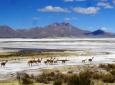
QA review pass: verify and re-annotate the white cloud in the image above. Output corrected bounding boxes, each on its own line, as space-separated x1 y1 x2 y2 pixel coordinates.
38 6 70 13
97 2 113 9
72 7 100 14
39 6 100 14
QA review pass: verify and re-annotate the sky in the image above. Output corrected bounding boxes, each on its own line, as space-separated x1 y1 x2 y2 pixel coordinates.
0 0 115 32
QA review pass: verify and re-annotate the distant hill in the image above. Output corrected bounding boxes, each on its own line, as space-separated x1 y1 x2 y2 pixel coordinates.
0 23 115 38
0 25 17 38
86 29 115 37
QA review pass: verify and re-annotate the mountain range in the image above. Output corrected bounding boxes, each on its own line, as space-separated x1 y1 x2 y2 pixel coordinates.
0 22 115 38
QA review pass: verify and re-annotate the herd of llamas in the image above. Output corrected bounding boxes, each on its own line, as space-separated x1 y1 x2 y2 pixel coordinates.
0 57 94 67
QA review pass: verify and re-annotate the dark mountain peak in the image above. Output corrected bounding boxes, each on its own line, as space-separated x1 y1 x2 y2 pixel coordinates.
86 29 115 37
91 29 105 35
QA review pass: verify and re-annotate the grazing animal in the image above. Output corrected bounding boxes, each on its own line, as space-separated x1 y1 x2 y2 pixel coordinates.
59 59 69 64
33 60 38 64
28 59 37 66
44 58 50 64
44 60 48 64
88 57 94 62
1 60 8 67
44 58 56 64
28 60 33 66
37 58 43 64
45 59 50 64
54 59 58 64
82 59 87 63
49 58 55 64
62 60 66 63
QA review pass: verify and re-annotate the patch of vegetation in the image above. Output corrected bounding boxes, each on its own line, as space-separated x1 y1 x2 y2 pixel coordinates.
93 72 115 83
35 71 65 84
102 73 114 83
14 64 115 85
33 70 94 85
98 64 115 83
67 70 93 85
99 64 115 71
16 72 34 85
53 79 62 85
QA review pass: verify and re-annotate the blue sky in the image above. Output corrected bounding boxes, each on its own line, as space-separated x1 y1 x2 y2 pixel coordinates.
0 0 115 32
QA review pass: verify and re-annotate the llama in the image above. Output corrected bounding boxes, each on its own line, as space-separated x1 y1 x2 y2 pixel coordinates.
1 60 8 67
37 58 43 64
82 59 87 63
44 60 48 64
54 59 58 64
61 59 69 63
28 60 33 66
49 58 55 64
44 58 51 64
88 57 94 62
28 59 37 66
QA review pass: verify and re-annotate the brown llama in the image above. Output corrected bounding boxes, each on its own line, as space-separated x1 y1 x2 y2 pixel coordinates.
28 59 37 66
44 59 50 64
82 59 87 63
88 57 94 62
61 59 69 63
44 58 55 64
1 60 8 67
49 58 55 64
28 60 33 66
37 58 43 64
44 60 48 64
54 59 58 64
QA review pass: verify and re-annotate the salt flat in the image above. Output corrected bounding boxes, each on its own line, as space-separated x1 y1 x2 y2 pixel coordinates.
0 38 115 52
0 38 115 80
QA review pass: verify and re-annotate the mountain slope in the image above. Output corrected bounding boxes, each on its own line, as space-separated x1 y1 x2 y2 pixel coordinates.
40 22 89 37
0 23 115 38
16 22 90 38
0 25 18 38
87 29 115 37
